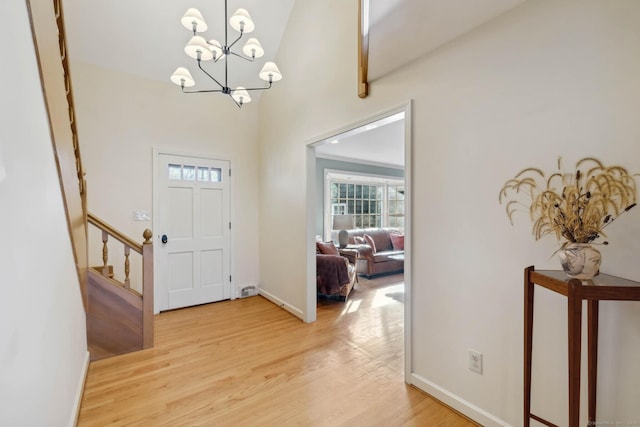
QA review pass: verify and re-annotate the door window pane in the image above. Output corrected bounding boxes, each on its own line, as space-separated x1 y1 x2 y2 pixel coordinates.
183 166 196 181
210 168 222 182
168 164 182 180
169 164 224 183
197 167 210 182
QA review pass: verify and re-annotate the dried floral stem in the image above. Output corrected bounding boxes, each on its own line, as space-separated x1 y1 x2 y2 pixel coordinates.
499 157 638 245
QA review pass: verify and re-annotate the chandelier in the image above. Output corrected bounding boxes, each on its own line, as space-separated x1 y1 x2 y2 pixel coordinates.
170 1 283 107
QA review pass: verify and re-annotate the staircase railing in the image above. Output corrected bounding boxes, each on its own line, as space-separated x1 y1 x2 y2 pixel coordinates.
28 0 90 308
87 213 154 358
29 0 155 360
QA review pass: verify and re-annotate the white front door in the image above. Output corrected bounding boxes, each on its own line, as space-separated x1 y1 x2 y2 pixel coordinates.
156 153 231 311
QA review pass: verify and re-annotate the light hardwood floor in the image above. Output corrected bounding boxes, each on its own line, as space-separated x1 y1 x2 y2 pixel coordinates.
78 274 477 426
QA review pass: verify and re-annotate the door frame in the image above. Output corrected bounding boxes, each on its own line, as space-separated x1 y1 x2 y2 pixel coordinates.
152 147 235 314
305 100 413 383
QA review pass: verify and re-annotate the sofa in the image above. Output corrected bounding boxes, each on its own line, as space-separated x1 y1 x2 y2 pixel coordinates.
333 228 404 278
316 241 359 301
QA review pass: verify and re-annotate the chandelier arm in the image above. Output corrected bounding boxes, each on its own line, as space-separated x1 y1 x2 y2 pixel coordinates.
227 93 243 108
227 51 254 62
227 32 245 50
181 88 226 94
242 82 274 92
197 60 225 90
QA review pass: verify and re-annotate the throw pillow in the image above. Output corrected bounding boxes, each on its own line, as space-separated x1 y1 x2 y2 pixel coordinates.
354 236 365 245
316 241 339 256
390 233 405 251
363 234 377 253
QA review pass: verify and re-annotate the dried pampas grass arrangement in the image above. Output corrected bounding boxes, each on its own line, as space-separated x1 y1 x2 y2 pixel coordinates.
499 157 637 245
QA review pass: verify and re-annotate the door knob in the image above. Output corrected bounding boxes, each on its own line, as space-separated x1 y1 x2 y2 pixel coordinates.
161 234 168 244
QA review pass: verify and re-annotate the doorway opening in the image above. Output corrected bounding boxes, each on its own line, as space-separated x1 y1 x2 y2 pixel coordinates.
306 101 412 383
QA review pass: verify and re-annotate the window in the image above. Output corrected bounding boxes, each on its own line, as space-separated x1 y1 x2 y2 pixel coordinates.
183 165 196 181
330 182 381 228
168 163 222 183
387 184 405 229
331 203 346 215
327 172 404 233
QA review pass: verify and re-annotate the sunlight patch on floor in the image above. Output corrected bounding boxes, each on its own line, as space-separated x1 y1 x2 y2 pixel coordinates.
372 283 404 308
343 298 361 314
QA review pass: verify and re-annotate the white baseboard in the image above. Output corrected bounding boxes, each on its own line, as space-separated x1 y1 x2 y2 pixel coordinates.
258 289 304 320
69 350 90 427
410 373 512 427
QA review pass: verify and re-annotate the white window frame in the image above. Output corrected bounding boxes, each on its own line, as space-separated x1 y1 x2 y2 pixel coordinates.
324 169 404 240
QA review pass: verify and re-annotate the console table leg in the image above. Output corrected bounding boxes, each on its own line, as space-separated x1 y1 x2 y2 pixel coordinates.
524 266 535 427
568 280 582 427
588 300 599 425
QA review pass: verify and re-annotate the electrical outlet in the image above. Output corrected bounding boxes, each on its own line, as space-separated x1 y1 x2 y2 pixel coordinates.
469 349 483 374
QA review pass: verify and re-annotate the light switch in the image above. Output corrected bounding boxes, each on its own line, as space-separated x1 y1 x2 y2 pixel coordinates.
133 210 151 221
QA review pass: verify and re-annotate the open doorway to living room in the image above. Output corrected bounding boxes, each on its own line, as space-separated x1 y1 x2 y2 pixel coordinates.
307 102 411 382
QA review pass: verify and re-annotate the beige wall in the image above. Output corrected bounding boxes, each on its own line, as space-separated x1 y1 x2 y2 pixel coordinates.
257 0 371 315
71 61 262 303
259 0 640 424
0 1 88 425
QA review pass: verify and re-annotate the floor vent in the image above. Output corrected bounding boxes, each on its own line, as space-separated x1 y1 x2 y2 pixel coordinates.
240 285 258 298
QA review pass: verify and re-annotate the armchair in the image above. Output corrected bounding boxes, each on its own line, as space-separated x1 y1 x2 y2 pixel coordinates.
316 242 358 301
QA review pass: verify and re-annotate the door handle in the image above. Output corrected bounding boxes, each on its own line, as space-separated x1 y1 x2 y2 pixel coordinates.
161 234 168 244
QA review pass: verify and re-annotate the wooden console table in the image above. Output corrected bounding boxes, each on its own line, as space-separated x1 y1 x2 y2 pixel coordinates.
524 266 640 427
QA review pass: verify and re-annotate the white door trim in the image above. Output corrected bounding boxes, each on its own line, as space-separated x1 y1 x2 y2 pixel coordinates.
305 100 413 384
152 147 235 314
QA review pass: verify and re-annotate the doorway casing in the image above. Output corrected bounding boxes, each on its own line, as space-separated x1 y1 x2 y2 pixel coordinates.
305 100 413 383
152 148 235 314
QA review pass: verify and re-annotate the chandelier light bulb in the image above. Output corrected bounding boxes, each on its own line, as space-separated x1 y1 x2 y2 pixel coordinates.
207 39 224 60
229 8 255 33
185 36 213 61
232 87 252 105
181 8 208 33
170 67 195 88
259 62 283 82
242 38 264 59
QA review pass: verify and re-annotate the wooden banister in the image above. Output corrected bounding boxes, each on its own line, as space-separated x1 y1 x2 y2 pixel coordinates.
88 213 143 253
86 212 154 358
142 236 154 349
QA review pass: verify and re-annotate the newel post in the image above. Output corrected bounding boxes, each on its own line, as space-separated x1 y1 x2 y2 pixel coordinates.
142 229 154 349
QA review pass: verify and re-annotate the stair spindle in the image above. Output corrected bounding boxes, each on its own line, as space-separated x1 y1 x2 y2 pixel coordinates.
102 230 109 277
124 245 131 289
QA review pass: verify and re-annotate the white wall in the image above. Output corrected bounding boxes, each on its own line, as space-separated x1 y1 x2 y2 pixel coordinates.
70 61 261 298
258 0 640 424
0 1 88 425
257 0 370 316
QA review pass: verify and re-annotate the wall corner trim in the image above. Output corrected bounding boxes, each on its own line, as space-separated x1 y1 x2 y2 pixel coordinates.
69 351 90 427
259 289 305 321
410 373 513 427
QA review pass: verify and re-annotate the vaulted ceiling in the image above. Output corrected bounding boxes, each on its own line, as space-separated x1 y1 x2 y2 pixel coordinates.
368 0 525 81
63 0 296 91
62 0 526 167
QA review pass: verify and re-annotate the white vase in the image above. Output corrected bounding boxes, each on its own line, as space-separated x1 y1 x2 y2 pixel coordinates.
558 243 601 280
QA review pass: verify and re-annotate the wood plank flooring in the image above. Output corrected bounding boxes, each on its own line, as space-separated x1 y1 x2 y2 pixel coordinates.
78 274 477 426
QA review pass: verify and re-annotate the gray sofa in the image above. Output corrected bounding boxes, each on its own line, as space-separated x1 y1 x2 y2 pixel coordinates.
333 228 404 278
